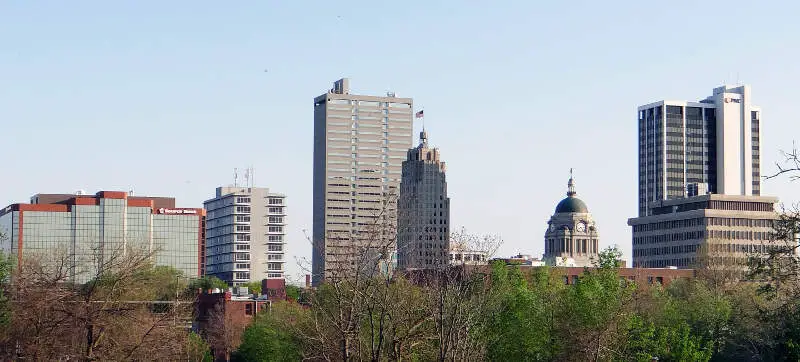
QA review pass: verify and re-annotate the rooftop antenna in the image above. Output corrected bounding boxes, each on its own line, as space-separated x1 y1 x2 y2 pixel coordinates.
250 166 255 188
234 168 239 187
244 168 250 188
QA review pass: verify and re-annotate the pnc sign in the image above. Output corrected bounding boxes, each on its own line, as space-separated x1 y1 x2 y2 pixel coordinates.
157 208 198 215
723 97 741 104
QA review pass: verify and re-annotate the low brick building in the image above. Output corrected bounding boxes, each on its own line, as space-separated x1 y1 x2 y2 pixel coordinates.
194 290 270 361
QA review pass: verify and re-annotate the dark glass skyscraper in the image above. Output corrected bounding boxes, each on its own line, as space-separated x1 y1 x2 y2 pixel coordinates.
637 85 760 216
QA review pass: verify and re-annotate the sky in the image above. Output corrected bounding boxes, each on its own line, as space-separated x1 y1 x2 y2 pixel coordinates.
2 1 800 284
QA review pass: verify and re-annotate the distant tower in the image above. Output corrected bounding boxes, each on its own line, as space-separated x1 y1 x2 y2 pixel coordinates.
397 128 450 269
312 79 414 285
637 84 761 216
543 170 600 267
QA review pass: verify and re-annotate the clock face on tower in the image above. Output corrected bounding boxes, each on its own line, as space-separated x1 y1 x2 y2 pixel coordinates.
576 222 586 232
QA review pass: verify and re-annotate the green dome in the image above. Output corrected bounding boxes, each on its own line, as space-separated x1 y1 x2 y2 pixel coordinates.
555 196 589 214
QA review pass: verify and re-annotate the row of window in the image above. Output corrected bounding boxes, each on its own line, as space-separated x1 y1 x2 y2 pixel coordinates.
634 244 699 257
633 231 704 245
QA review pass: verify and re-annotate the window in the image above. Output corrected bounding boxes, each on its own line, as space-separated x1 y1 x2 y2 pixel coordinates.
268 244 283 252
268 198 284 205
236 206 251 213
268 235 283 242
235 215 250 222
268 207 284 213
236 197 251 204
269 216 284 223
236 225 250 232
267 263 282 271
235 234 250 242
268 226 283 233
235 263 250 269
245 304 253 315
235 244 250 251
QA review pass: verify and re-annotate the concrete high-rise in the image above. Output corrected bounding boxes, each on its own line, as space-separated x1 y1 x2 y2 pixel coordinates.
312 78 414 285
397 129 450 269
631 84 779 269
205 187 287 286
637 85 761 217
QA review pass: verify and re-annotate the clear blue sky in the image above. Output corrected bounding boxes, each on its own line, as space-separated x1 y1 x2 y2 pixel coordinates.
2 1 799 282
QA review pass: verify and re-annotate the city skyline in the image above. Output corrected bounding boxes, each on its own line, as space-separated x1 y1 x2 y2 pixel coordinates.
2 2 800 283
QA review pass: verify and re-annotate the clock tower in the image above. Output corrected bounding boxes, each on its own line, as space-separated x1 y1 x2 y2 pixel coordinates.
543 170 600 267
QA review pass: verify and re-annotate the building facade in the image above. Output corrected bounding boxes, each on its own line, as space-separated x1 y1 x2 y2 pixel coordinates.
637 85 761 217
0 191 205 282
543 172 600 267
312 78 414 285
204 187 286 286
630 194 778 268
397 130 450 269
631 84 777 269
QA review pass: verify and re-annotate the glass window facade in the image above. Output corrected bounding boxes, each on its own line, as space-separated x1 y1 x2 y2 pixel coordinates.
638 104 717 216
1 198 202 283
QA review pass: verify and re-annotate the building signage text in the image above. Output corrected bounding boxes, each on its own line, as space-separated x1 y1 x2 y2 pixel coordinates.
158 208 198 215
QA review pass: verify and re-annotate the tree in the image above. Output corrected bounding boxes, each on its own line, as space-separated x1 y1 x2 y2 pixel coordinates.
241 281 262 296
561 256 635 360
285 284 301 302
0 251 12 330
485 263 564 361
1 246 197 360
187 332 213 362
593 245 623 269
232 302 305 362
189 276 229 291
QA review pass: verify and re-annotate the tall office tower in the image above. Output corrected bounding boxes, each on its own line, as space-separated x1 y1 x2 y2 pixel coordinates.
312 78 414 285
397 129 450 270
205 187 287 286
637 85 761 217
0 191 205 283
631 84 777 269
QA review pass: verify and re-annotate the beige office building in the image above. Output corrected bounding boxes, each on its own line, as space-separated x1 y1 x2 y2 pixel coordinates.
629 194 779 268
312 78 413 285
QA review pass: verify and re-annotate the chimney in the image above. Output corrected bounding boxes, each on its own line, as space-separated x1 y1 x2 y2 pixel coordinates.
305 274 311 288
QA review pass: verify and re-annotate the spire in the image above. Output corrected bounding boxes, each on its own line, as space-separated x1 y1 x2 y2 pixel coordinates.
419 128 428 147
567 168 576 197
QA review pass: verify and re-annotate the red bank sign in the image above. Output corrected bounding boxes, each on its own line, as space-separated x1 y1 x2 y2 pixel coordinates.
157 208 198 215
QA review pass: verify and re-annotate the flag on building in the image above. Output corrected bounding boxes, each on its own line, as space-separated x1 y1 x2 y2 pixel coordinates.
415 110 424 118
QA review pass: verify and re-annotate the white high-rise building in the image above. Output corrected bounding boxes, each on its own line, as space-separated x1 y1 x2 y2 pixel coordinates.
205 186 287 285
636 85 761 217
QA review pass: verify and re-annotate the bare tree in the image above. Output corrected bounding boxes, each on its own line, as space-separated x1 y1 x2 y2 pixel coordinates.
204 303 246 361
1 245 197 361
766 142 800 181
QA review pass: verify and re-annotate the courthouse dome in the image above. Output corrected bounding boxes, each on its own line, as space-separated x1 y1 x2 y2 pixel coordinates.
555 196 589 214
554 169 589 214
